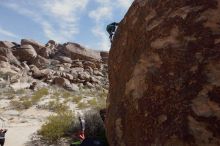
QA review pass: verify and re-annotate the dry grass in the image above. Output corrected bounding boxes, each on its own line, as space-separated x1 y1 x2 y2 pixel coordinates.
46 100 69 113
77 102 88 109
10 88 49 110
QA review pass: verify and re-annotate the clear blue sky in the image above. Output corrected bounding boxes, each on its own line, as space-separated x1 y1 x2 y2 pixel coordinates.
0 0 133 51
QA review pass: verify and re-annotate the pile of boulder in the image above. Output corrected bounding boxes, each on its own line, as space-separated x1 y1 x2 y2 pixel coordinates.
0 39 109 91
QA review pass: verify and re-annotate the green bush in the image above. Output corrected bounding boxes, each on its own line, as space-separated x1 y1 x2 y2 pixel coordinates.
38 111 75 143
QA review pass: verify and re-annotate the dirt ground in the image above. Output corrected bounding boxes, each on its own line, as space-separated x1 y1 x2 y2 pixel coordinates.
5 125 41 146
1 107 53 146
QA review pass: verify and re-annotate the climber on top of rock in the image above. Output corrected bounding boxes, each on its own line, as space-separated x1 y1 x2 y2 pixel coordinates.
106 22 119 43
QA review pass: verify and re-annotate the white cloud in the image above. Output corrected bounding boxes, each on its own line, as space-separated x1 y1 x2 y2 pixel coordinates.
117 0 133 9
89 7 112 22
0 26 18 38
88 0 113 50
95 0 110 5
88 0 133 50
42 0 89 41
89 3 111 50
1 0 89 42
92 26 110 51
43 0 88 22
0 0 133 50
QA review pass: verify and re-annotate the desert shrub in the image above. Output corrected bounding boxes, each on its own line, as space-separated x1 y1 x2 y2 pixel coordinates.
87 98 98 107
10 88 49 110
38 109 107 144
82 89 108 110
69 110 105 138
47 100 69 113
83 110 105 137
77 102 88 109
22 99 32 109
38 111 75 143
10 99 32 110
15 89 26 95
52 91 61 99
62 91 72 98
70 95 82 103
31 88 49 103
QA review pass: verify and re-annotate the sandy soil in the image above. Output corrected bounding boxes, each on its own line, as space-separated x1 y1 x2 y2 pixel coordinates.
5 125 41 146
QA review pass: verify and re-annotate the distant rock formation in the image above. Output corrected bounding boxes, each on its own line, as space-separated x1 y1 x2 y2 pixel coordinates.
107 0 220 146
0 39 109 90
59 42 101 62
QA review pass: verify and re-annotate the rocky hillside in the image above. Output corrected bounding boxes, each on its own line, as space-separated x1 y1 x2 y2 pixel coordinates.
107 0 220 146
0 39 109 91
0 39 109 146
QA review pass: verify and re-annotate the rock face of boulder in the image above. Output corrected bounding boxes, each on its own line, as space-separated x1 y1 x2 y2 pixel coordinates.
100 51 109 64
0 55 8 62
15 45 37 62
53 77 70 87
61 42 101 61
0 41 15 48
30 55 50 68
0 47 20 66
107 1 220 146
38 47 52 58
56 56 72 63
21 39 45 53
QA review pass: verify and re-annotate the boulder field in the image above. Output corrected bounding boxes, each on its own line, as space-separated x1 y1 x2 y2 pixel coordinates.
0 39 109 91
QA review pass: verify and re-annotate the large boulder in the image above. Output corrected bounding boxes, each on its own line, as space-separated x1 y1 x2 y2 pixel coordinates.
0 47 20 66
14 45 37 62
46 40 56 47
0 41 15 48
21 39 55 58
53 77 70 87
0 61 18 76
10 82 31 91
45 40 58 57
0 55 8 62
30 65 46 79
21 39 45 53
56 56 72 63
30 55 50 68
38 47 52 58
100 51 109 64
78 72 90 81
107 1 220 146
60 42 101 61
